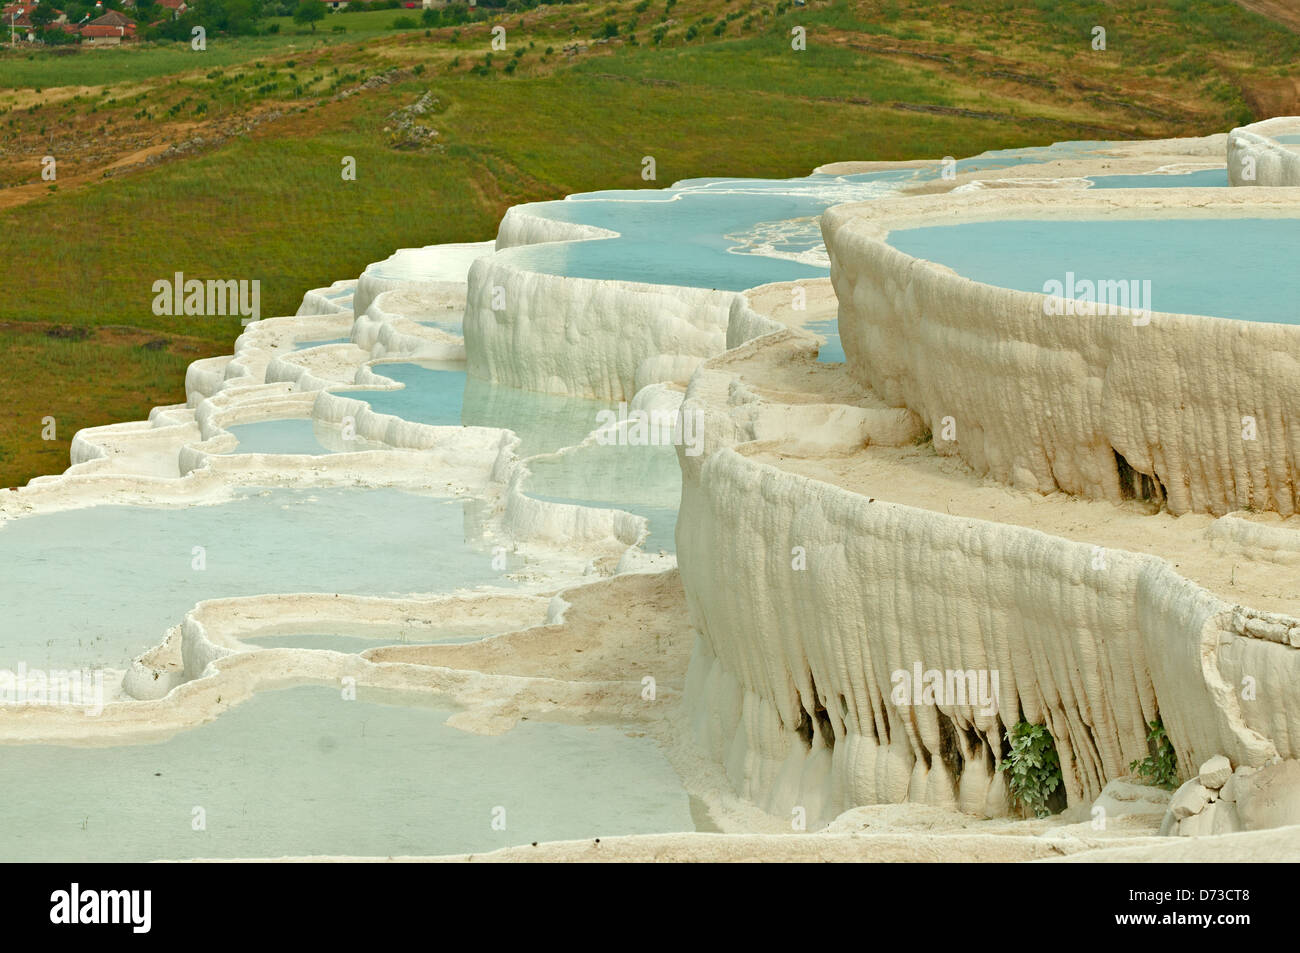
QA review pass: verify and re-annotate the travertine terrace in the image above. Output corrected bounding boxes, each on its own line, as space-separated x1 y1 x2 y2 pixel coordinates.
5 125 1300 861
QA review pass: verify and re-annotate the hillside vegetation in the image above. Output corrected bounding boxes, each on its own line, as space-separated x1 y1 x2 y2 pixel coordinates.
1 0 1297 484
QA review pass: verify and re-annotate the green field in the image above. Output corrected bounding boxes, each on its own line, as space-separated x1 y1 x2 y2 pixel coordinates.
0 35 347 87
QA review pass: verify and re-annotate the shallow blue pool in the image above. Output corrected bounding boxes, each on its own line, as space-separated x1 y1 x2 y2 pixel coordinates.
496 140 1114 291
418 318 463 335
0 488 511 671
888 217 1300 324
806 319 845 363
224 419 336 455
1087 169 1228 188
0 685 694 860
1274 134 1300 144
342 363 614 459
344 363 467 427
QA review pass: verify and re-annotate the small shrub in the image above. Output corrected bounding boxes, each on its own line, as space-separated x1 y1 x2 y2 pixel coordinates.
1130 718 1179 788
998 721 1062 818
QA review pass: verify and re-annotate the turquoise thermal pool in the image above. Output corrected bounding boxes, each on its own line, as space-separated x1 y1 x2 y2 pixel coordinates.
223 419 338 455
0 685 695 861
418 317 464 334
342 362 615 459
1086 169 1228 188
497 141 1113 289
886 217 1300 324
0 489 510 671
524 439 684 552
344 362 467 428
807 319 845 363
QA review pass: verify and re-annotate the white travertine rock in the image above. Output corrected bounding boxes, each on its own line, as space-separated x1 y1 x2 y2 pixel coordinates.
464 255 733 400
495 203 619 250
1235 760 1300 830
352 241 493 317
464 198 740 399
1158 809 1176 837
1169 779 1214 820
1218 765 1257 803
1227 118 1300 187
675 322 1295 825
1198 754 1233 790
1178 800 1242 837
296 278 356 315
1092 780 1172 819
822 187 1300 516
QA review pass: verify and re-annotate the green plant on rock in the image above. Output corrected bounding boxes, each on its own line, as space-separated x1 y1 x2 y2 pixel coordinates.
1129 718 1178 789
998 721 1062 818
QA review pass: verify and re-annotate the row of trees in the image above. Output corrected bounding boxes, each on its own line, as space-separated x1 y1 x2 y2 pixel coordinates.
149 0 267 38
287 0 492 33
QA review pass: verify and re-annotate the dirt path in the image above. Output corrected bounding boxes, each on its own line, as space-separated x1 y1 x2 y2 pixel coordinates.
1235 0 1300 33
0 142 177 212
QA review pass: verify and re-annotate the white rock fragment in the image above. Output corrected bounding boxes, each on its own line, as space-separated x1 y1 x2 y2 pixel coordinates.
1178 800 1242 837
1236 760 1300 831
1198 755 1232 790
1169 779 1214 820
1092 779 1172 819
1158 808 1177 837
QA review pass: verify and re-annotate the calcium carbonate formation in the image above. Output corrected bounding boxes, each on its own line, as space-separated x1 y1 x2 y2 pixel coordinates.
5 119 1300 858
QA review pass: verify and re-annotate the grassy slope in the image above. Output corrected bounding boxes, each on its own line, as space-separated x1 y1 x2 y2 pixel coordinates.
1 0 1297 484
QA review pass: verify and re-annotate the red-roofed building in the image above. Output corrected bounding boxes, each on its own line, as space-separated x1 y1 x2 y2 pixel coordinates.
80 8 134 43
5 2 68 42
